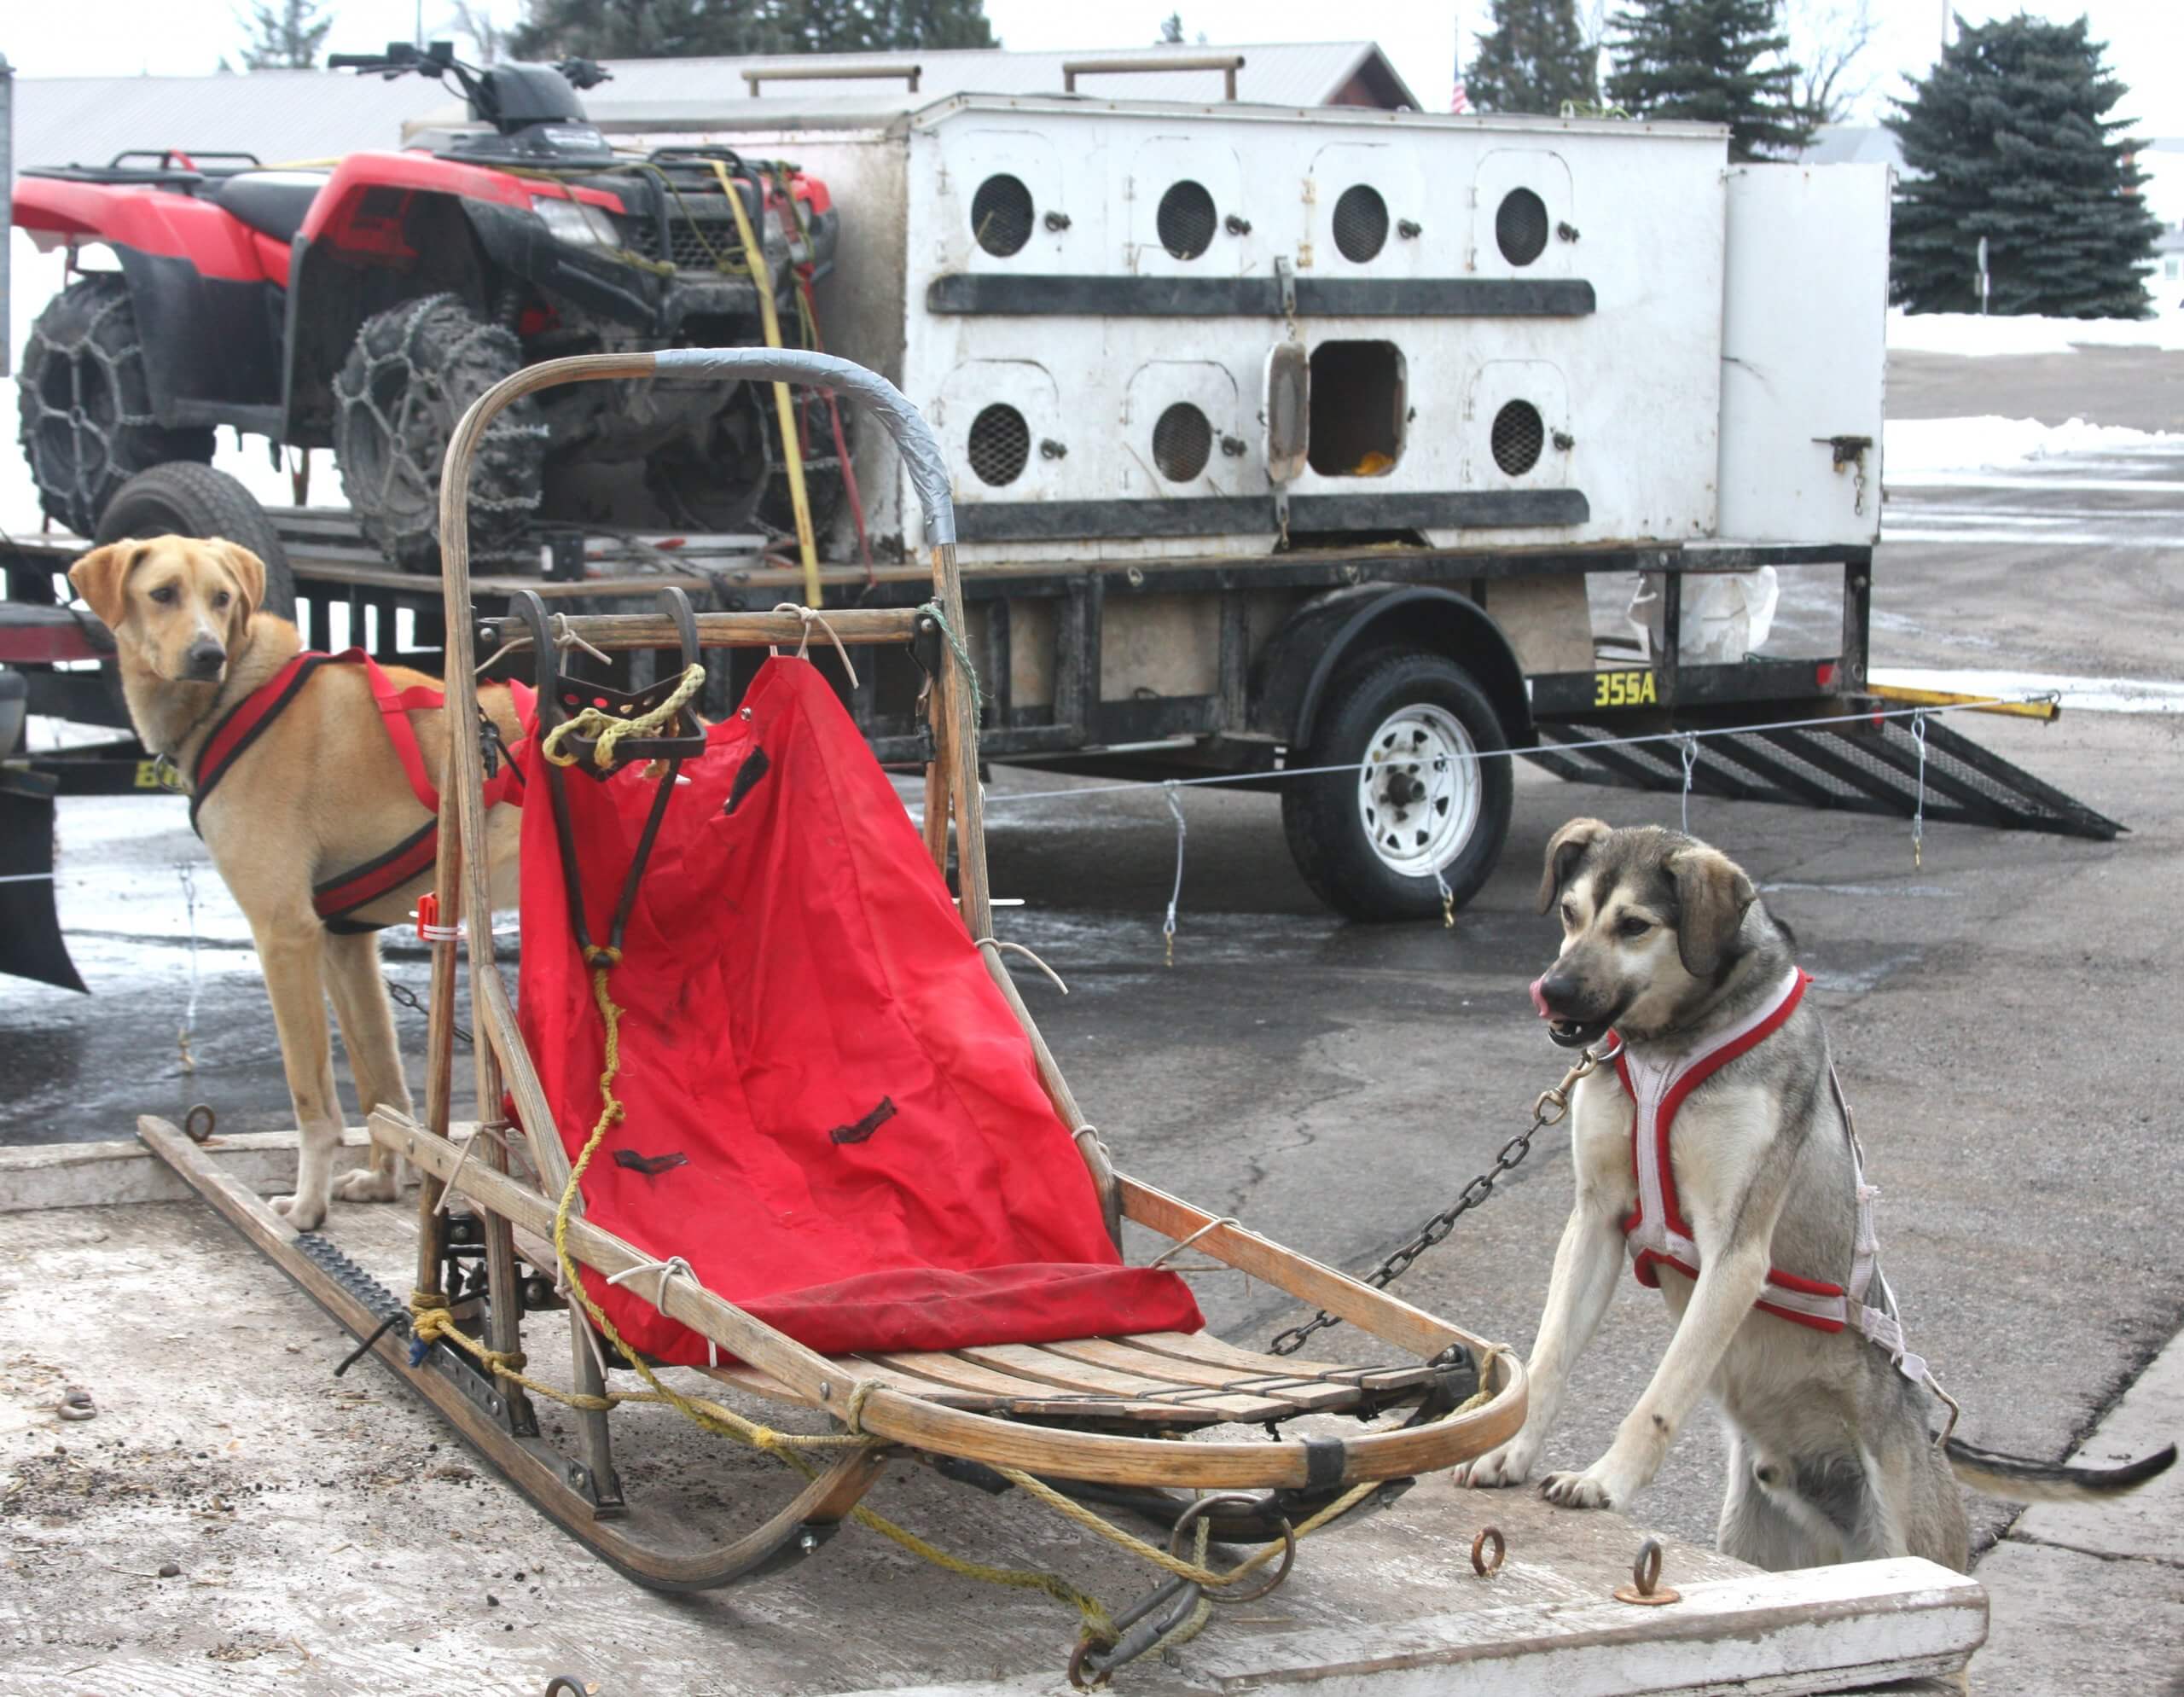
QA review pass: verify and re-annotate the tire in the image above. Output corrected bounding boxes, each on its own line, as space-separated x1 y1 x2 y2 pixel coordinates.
16 275 216 537
1281 651 1513 923
96 463 297 619
643 381 770 532
332 293 543 572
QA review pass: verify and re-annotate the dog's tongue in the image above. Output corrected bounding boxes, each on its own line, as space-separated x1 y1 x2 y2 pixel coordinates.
1529 975 1552 1019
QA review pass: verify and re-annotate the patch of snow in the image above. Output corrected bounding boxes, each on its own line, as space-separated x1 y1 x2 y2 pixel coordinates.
1887 308 2184 357
1868 667 2184 715
1882 415 2184 476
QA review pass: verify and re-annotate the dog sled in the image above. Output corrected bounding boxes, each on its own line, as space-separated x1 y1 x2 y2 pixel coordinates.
140 349 1528 1681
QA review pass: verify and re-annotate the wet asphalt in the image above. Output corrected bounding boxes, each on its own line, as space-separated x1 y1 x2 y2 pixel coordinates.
3 351 2180 1560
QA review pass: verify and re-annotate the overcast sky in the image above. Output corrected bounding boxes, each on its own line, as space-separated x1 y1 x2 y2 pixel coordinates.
7 2 2180 134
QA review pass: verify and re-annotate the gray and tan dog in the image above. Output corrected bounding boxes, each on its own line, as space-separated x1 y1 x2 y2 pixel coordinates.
1456 817 2173 1572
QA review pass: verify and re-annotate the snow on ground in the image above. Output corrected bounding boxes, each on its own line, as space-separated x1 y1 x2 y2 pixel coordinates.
1882 414 2184 476
1867 668 2184 715
1887 306 2184 357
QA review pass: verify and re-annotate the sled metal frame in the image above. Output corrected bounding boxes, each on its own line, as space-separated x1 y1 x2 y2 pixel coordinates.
147 348 1525 1597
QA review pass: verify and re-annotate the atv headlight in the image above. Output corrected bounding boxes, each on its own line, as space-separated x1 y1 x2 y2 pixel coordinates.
531 196 621 248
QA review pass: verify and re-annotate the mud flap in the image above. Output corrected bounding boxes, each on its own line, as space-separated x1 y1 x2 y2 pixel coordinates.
1525 704 2123 841
0 765 89 992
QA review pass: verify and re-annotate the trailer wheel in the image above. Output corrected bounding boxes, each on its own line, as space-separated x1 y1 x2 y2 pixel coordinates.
332 294 543 572
1281 651 1513 922
95 464 297 619
16 275 216 538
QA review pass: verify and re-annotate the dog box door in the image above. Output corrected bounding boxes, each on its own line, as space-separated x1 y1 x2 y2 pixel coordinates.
1123 361 1244 494
1466 360 1572 492
938 129 1076 270
936 359 1064 518
1471 149 1575 278
1130 137 1246 275
1716 164 1890 544
1307 142 1425 276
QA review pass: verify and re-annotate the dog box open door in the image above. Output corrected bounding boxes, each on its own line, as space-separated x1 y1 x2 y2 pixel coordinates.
1716 163 1890 546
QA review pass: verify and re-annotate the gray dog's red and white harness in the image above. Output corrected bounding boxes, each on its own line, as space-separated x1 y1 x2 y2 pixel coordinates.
1610 967 1924 1374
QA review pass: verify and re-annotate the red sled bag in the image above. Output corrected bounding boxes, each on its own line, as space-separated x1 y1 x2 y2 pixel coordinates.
517 657 1202 1366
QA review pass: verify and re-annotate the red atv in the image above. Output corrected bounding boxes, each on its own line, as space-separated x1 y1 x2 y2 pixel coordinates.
13 41 839 570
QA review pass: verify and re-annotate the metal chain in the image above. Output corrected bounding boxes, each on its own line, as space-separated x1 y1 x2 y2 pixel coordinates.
385 975 471 1047
1268 1044 1611 1357
23 282 161 525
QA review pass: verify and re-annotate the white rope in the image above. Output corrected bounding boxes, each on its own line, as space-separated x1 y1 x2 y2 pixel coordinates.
1147 1216 1239 1270
1911 712 1929 869
769 602 860 689
605 1253 715 1368
177 863 201 1076
1676 732 1699 834
550 612 615 670
430 1124 510 1215
1161 781 1187 968
975 937 1069 995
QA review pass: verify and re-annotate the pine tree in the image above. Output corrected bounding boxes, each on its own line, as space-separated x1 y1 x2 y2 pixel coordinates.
1606 0 1813 161
1886 15 2160 319
236 0 334 70
1467 0 1599 116
509 0 995 61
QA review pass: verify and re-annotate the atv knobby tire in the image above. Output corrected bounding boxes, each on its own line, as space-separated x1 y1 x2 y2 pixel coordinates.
333 293 543 573
17 275 216 538
96 463 297 619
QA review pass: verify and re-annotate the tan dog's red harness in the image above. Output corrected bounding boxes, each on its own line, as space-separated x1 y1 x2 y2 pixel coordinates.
1612 967 1926 1376
189 648 533 932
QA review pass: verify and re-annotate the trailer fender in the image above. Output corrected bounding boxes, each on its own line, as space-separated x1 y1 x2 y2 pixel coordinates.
1254 585 1533 750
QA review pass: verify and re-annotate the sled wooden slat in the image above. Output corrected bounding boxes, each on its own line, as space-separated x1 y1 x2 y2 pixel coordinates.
949 1342 1295 1421
1039 1337 1363 1410
699 1356 996 1411
859 1351 1231 1423
1119 1329 1431 1393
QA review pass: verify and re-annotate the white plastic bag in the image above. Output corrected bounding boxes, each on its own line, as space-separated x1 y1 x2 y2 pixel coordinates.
1627 567 1779 665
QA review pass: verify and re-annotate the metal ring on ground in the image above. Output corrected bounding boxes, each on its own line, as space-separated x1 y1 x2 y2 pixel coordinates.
183 1103 217 1143
1066 1636 1102 1690
542 1678 595 1697
1470 1525 1504 1577
1612 1535 1681 1605
1172 1492 1296 1605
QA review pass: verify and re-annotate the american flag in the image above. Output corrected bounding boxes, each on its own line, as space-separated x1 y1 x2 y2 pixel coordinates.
1450 15 1472 113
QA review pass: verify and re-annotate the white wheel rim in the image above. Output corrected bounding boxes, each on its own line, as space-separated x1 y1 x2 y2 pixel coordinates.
1355 703 1482 879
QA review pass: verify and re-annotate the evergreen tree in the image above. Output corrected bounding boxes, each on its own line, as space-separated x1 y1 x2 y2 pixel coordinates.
1886 14 2159 318
236 0 333 70
1467 0 1598 116
509 0 994 61
1606 0 1812 161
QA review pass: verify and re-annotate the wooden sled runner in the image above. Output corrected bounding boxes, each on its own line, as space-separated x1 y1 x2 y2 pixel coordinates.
142 349 1525 1680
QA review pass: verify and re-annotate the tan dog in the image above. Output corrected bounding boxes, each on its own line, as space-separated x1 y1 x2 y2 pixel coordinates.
71 535 525 1229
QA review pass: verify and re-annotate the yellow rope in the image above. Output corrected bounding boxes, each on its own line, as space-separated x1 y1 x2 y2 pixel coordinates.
541 662 706 772
706 158 822 609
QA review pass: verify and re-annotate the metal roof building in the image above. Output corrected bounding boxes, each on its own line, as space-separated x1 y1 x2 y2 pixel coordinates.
7 42 1418 175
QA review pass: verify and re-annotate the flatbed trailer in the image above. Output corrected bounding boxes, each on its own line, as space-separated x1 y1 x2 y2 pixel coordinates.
1 497 2117 827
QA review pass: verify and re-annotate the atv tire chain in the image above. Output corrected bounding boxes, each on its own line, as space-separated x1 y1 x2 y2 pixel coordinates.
332 293 547 572
17 276 215 536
